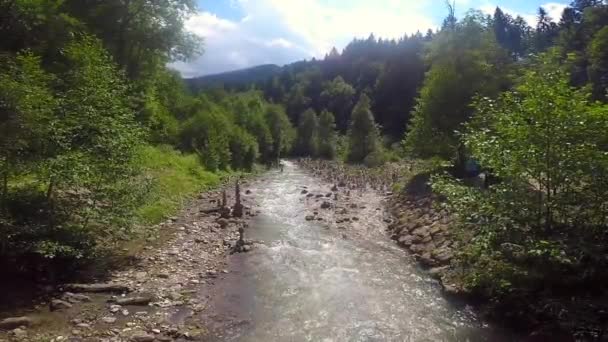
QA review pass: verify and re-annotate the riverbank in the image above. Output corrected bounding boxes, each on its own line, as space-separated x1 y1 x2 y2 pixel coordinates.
0 174 261 342
297 158 608 341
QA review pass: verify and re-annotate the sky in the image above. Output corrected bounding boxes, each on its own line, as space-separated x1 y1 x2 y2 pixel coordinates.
170 0 570 77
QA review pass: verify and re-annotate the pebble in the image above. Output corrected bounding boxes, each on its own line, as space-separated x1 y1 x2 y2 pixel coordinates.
101 317 117 324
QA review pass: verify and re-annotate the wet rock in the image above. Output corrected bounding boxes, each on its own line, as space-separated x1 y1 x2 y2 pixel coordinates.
66 283 129 293
352 217 359 221
0 317 35 329
305 215 315 221
245 189 252 194
331 185 338 191
301 189 308 194
50 299 73 311
320 201 331 209
115 296 153 306
306 193 314 198
325 193 332 197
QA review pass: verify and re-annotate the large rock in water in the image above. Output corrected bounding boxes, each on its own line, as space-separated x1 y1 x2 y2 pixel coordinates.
320 201 331 209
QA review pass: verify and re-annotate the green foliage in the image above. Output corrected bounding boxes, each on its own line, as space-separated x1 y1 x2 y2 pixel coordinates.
432 61 608 297
295 108 319 157
0 36 145 262
347 94 382 164
180 101 232 171
135 145 222 225
265 104 295 161
404 13 513 159
317 110 338 159
320 76 355 132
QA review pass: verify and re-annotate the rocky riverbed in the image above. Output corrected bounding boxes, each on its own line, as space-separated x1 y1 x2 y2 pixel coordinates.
0 178 263 342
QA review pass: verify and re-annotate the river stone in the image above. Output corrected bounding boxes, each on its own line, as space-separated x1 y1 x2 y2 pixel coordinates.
305 215 315 221
9 327 27 339
397 235 415 247
50 299 73 311
412 227 430 238
0 317 35 329
301 189 308 194
320 201 331 209
101 317 117 324
62 292 91 303
115 296 153 306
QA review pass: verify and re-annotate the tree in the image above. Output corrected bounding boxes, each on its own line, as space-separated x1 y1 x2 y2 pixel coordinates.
295 109 319 157
432 61 608 297
405 13 513 159
535 7 559 51
320 76 355 132
64 0 202 79
347 94 382 164
317 110 337 159
265 104 295 162
0 52 55 213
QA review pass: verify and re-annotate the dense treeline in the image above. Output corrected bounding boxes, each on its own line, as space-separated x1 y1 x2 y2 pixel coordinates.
0 0 294 271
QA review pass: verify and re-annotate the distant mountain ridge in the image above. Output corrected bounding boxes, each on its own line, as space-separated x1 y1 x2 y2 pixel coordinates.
186 64 282 91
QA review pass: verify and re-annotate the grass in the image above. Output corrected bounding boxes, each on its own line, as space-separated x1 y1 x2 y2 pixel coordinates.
135 145 230 225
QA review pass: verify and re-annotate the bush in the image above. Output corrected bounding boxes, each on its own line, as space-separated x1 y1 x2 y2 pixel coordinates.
432 60 608 297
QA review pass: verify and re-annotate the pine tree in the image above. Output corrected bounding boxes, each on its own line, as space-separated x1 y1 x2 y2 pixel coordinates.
295 109 319 157
347 94 381 163
318 110 337 159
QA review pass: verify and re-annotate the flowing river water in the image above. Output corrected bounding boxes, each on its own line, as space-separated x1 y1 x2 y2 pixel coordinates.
188 161 510 341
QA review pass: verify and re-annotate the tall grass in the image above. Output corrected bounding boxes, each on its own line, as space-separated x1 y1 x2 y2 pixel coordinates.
135 145 227 224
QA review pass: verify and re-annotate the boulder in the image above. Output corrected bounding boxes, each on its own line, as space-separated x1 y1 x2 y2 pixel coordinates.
305 215 315 221
0 317 35 330
301 189 308 195
320 201 331 209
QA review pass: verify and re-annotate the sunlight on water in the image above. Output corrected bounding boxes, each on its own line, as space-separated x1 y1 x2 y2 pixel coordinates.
202 161 507 342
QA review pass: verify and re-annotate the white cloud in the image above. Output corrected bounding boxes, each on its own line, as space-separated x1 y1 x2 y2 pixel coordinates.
172 0 437 77
480 2 568 26
542 2 569 21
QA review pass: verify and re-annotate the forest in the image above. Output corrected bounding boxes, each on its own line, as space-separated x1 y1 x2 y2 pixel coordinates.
1 0 608 337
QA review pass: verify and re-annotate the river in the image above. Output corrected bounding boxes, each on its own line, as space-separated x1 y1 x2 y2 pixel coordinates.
189 161 508 341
